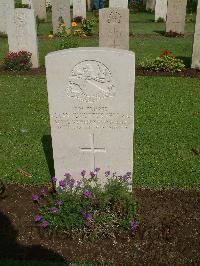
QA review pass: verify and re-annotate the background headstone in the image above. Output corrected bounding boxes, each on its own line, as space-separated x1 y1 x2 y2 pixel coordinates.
0 0 15 34
166 0 187 35
46 0 51 7
86 0 92 11
146 0 156 11
8 8 39 68
45 48 135 187
99 8 129 50
32 0 47 20
109 0 128 9
73 0 86 19
192 0 200 69
51 0 71 34
155 0 167 22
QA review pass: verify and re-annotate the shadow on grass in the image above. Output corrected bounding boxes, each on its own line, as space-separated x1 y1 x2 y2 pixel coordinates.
153 30 166 36
41 135 55 177
0 211 66 264
179 56 192 68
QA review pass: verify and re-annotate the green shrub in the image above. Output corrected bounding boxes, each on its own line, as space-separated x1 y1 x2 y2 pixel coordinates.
59 36 79 49
81 18 96 36
15 3 30 8
140 50 185 72
32 170 139 240
4 51 32 71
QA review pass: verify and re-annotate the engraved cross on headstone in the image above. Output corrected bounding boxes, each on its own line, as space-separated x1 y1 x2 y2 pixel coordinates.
80 133 106 170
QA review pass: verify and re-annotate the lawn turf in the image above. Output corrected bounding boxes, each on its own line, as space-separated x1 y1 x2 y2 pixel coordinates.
0 75 199 188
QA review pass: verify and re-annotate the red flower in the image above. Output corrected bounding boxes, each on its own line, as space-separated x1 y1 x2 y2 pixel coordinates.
162 50 170 55
171 55 176 59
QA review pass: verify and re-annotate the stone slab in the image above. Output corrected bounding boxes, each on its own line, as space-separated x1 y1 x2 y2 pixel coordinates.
192 0 200 69
166 0 187 35
146 0 156 11
45 48 135 187
99 8 129 50
73 0 86 19
51 0 71 34
32 0 47 20
0 0 15 34
155 0 167 22
109 0 128 8
8 8 39 68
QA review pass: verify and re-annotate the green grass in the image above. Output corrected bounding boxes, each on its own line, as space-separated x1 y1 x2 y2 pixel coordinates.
0 11 196 67
0 76 199 188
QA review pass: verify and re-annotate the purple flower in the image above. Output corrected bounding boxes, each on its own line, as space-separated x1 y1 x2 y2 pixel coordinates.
130 219 138 230
56 200 63 208
90 171 96 178
34 215 42 223
67 178 75 189
105 171 110 177
52 176 57 183
76 180 82 188
42 221 49 228
95 167 100 173
85 220 92 226
59 179 66 188
81 170 86 177
64 172 71 179
39 186 45 194
51 207 58 215
126 172 132 177
32 194 39 202
85 213 93 220
122 174 129 181
83 190 93 199
80 209 87 215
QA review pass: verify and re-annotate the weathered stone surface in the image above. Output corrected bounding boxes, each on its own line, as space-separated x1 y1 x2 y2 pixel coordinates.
51 0 71 34
32 0 47 20
45 48 135 187
8 8 39 68
0 0 14 34
155 0 167 22
109 0 128 8
73 0 86 19
99 8 129 50
146 0 156 11
192 0 200 69
166 0 187 35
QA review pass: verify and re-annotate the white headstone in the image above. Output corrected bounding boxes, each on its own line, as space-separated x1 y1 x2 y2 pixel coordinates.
73 0 86 19
155 0 167 22
32 0 47 20
0 0 15 34
8 8 39 68
45 48 135 187
99 8 129 50
109 0 128 9
146 0 156 11
46 0 51 7
51 0 71 34
166 0 187 35
192 0 200 69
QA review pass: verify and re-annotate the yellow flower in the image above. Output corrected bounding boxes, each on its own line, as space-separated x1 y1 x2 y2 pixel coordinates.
71 21 77 27
74 29 81 32
48 34 54 39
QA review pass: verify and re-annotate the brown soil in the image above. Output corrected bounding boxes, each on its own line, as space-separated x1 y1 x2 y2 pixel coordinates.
0 183 200 265
0 67 200 78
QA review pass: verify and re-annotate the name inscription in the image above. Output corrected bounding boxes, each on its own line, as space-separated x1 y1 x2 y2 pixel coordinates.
52 106 132 130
